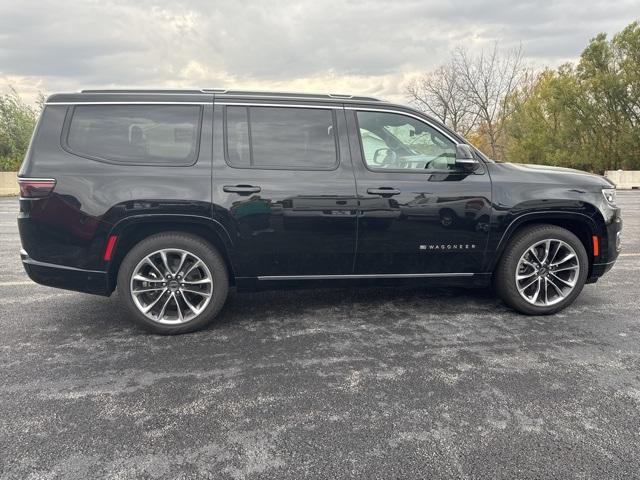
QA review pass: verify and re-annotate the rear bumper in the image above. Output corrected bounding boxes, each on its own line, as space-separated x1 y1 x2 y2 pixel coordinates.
21 250 111 296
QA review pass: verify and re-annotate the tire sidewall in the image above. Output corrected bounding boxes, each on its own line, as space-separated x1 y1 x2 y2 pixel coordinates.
116 233 229 334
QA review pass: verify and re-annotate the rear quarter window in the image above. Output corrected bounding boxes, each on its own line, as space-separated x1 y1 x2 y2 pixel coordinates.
64 105 202 165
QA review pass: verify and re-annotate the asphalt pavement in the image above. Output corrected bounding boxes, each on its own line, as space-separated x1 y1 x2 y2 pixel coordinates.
1 193 639 479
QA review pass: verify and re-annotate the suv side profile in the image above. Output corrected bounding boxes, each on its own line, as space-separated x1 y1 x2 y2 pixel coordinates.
18 89 622 334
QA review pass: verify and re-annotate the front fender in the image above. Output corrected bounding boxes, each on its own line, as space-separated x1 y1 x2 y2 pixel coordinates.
486 207 604 273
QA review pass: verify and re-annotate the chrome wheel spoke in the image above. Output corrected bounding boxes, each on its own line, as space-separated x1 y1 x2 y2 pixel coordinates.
160 251 172 275
172 292 184 322
553 265 579 273
529 246 543 265
531 278 542 304
183 260 203 279
133 274 164 283
181 287 211 298
141 289 168 313
546 276 564 297
520 276 539 291
543 278 549 305
182 277 212 285
144 258 164 278
130 248 213 325
548 241 562 264
551 253 576 267
180 290 201 315
540 240 551 263
516 270 537 281
175 252 188 276
157 293 173 319
549 272 576 287
133 286 166 294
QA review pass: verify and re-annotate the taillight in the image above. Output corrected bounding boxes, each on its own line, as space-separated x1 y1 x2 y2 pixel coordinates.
18 178 56 198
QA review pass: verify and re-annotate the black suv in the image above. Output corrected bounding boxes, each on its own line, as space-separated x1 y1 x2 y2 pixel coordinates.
17 89 622 334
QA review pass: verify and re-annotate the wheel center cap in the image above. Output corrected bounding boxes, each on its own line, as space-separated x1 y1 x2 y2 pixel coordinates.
539 267 548 276
168 280 180 291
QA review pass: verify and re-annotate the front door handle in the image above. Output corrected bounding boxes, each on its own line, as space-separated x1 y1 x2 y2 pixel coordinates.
223 185 262 194
367 187 401 197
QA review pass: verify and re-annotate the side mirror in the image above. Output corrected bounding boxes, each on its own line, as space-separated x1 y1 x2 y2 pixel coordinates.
372 148 396 165
454 144 479 170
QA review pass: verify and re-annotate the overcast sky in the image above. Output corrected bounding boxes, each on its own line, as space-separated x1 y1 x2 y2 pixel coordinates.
0 0 638 104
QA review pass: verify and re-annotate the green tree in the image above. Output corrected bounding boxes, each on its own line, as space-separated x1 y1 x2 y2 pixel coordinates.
0 87 40 172
507 21 640 173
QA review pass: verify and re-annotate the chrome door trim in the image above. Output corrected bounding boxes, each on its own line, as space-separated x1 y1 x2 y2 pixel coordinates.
257 273 474 280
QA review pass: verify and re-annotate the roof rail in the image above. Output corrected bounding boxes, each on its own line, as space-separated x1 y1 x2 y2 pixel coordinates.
200 88 228 93
80 89 206 94
78 88 384 102
213 90 383 102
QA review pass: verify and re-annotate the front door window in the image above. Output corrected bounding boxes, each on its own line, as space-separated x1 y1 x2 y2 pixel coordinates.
356 111 457 172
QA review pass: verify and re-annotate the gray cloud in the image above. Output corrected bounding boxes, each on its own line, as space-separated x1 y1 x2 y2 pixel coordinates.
0 0 637 102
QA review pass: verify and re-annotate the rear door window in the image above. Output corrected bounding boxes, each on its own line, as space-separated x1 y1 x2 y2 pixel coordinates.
224 106 338 170
65 105 202 165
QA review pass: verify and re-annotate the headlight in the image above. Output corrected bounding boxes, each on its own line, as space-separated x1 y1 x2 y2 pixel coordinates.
602 188 617 207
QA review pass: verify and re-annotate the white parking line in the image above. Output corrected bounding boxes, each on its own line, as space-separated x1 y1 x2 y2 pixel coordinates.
619 253 640 257
0 281 34 287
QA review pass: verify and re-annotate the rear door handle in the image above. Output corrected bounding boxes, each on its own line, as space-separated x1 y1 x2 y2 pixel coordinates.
367 187 401 197
223 185 261 194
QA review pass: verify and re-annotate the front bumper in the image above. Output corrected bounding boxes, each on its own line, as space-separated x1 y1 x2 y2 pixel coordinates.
21 250 111 296
587 209 622 282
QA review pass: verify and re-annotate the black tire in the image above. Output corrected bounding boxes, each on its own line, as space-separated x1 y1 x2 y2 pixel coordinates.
116 232 229 334
494 224 589 315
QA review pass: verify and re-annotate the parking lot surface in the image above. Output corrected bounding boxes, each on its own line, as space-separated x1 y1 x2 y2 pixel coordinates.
1 193 639 479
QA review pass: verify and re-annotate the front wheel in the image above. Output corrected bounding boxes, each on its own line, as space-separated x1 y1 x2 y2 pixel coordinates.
117 232 229 334
495 225 589 315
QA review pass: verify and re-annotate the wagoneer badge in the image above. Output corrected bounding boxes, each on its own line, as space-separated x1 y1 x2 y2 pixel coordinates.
419 244 477 250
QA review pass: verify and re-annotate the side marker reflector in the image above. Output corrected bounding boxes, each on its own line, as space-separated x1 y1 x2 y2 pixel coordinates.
104 235 118 261
592 235 599 257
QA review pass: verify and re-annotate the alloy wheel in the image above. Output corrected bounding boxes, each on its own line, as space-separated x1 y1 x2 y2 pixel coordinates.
515 239 580 307
129 248 213 324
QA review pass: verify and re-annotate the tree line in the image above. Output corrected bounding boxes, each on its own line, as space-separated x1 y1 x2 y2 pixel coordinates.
0 88 43 171
406 20 640 173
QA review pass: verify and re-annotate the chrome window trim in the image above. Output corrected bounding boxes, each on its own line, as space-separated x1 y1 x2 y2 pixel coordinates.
257 273 474 280
46 101 212 106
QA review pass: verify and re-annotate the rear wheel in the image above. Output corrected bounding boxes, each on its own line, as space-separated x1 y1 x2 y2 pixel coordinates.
495 224 589 315
117 232 229 334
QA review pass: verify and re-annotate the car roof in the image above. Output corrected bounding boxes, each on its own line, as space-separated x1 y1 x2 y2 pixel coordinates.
46 88 388 106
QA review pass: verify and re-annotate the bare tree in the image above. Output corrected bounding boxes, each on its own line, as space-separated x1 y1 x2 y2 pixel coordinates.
406 44 530 159
405 61 477 136
453 44 529 159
